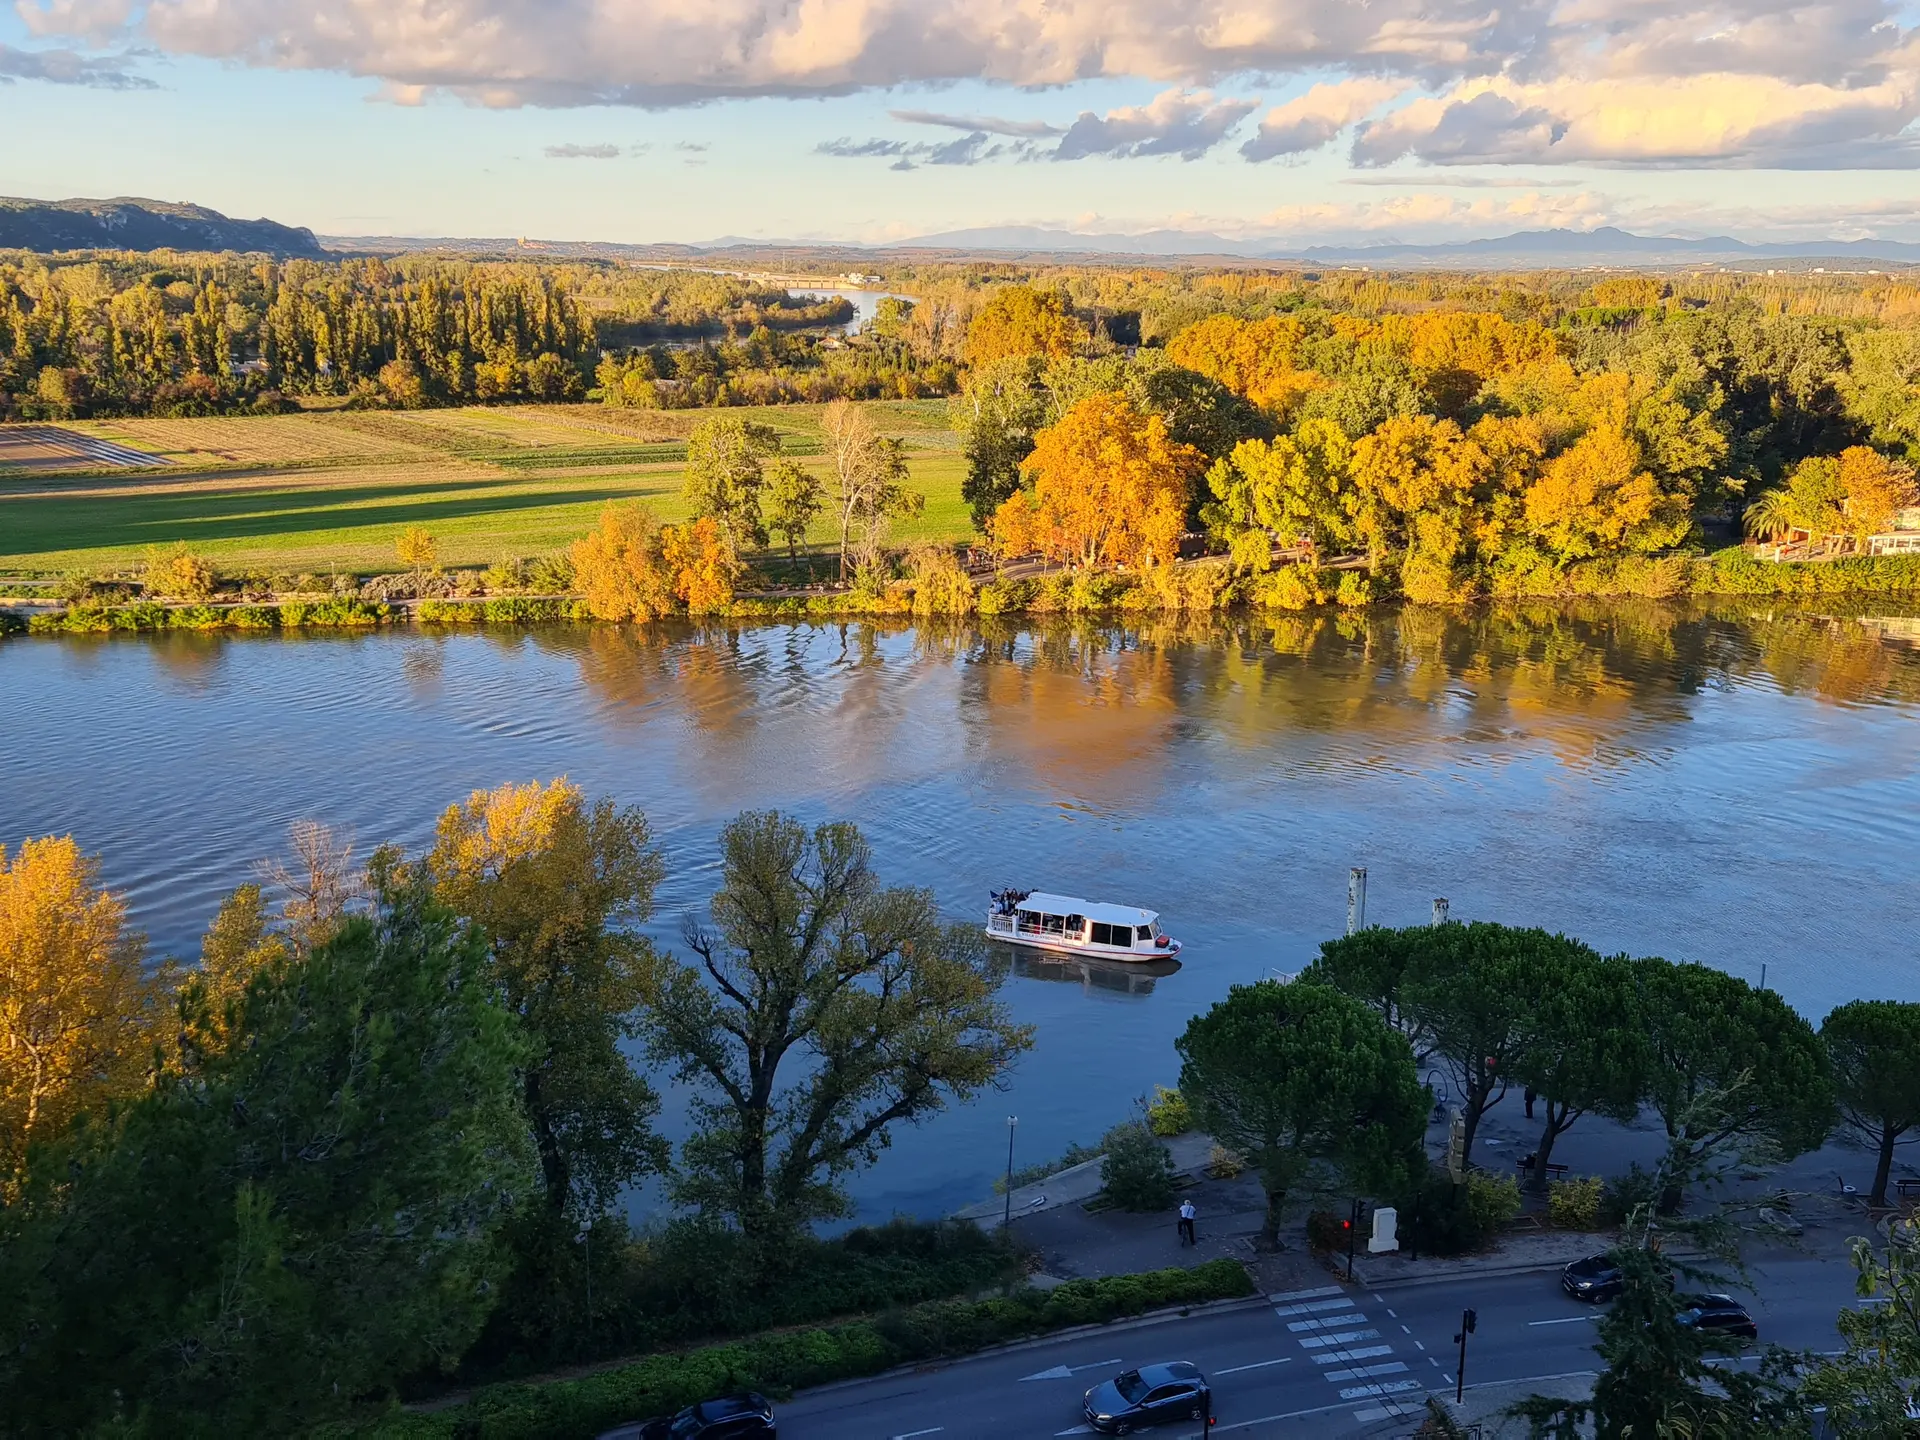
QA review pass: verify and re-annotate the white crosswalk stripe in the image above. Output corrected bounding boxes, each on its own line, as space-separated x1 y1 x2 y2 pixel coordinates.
1272 1297 1356 1317
1298 1328 1379 1348
1313 1345 1393 1366
1325 1360 1410 1383
1287 1312 1365 1332
1268 1284 1346 1303
1343 1380 1424 1402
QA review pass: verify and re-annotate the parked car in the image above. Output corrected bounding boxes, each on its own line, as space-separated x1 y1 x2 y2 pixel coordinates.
1083 1360 1212 1434
1677 1294 1758 1342
601 1392 776 1440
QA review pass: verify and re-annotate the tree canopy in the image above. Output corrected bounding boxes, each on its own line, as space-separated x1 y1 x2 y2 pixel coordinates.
1821 999 1920 1207
1175 980 1426 1245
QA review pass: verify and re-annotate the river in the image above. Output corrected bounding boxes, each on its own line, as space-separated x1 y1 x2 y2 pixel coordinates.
4 603 1919 1222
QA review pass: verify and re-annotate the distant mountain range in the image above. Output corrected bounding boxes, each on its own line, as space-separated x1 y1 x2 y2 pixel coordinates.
7 197 1920 271
0 197 325 257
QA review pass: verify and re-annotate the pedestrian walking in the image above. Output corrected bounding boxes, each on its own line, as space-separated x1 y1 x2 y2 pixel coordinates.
1178 1198 1197 1246
1524 1086 1537 1120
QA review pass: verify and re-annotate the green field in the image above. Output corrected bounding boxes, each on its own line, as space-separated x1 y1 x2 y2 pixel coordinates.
0 401 970 575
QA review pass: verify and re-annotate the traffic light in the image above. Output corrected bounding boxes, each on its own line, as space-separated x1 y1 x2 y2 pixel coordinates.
1464 1308 1478 1334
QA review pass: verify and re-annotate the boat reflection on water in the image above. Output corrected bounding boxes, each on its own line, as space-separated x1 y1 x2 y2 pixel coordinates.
995 943 1183 998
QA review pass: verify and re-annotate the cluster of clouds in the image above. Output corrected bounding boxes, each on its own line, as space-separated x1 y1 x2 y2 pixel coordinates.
543 141 708 159
12 0 1920 169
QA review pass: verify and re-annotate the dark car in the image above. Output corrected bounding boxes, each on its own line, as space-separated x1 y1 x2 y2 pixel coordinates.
606 1392 776 1440
1082 1360 1212 1435
1561 1253 1626 1301
1678 1294 1758 1342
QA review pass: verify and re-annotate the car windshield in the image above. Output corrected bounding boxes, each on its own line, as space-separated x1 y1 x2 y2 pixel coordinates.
669 1412 705 1439
1113 1370 1151 1404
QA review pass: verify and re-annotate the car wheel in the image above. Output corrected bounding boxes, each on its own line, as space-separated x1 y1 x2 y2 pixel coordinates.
1191 1404 1204 1420
1115 1425 1131 1436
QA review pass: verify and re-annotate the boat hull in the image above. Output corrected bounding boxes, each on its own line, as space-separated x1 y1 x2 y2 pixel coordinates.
983 925 1181 962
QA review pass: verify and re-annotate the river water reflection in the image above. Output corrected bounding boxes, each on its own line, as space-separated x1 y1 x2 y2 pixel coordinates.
4 602 1919 1220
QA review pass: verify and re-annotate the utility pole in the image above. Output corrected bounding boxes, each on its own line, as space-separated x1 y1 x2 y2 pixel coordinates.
1453 1307 1477 1403
1347 867 1368 935
1431 897 1449 926
1346 1198 1366 1281
1003 1115 1018 1229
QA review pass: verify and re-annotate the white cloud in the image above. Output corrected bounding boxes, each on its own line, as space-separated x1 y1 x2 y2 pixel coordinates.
0 39 152 86
544 142 622 159
1352 72 1920 167
14 0 1542 106
890 108 1063 137
1053 87 1257 160
1242 78 1410 159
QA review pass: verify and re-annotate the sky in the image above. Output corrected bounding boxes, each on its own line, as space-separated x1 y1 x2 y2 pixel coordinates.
3 0 1920 248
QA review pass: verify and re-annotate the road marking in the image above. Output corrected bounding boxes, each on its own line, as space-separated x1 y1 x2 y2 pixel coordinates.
1214 1357 1294 1375
1021 1358 1121 1381
1270 1284 1345 1303
1287 1312 1365 1331
1401 1324 1412 1334
1054 1428 1094 1436
1325 1360 1410 1382
1340 1379 1424 1401
1298 1329 1380 1349
1274 1297 1355 1317
1530 1314 1599 1326
1413 1340 1426 1351
892 1431 944 1439
1385 1308 1398 1319
1313 1345 1393 1365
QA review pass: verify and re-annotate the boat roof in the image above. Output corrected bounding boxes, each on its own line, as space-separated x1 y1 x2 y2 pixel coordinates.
1016 891 1160 926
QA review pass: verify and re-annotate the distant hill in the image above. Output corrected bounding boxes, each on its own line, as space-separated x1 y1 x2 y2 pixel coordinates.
883 225 1264 258
0 197 326 257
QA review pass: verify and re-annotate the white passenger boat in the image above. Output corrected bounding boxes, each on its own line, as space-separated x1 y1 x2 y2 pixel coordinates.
986 889 1182 960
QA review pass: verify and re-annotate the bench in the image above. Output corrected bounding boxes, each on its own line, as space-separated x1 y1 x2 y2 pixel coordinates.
1517 1155 1570 1180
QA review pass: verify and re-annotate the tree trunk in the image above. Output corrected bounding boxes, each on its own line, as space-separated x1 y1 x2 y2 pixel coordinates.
1871 1127 1897 1208
1262 1184 1287 1248
1529 1103 1568 1193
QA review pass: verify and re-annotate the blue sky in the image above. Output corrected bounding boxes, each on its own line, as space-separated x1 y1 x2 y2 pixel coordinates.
4 0 1920 246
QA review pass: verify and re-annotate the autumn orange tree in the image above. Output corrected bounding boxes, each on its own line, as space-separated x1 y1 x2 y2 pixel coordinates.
662 514 744 614
0 836 166 1183
1836 445 1920 538
1166 314 1323 421
965 285 1080 367
994 391 1201 569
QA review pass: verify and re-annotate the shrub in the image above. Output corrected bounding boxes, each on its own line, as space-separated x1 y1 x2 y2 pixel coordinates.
1101 1123 1178 1211
0 609 23 638
1333 571 1373 608
905 543 976 616
167 604 227 630
1547 1175 1606 1231
1400 1167 1522 1256
1145 1085 1191 1137
1600 1163 1660 1227
1252 564 1325 611
1305 1210 1349 1254
1206 1144 1244 1180
144 543 217 602
975 577 1036 616
229 605 280 630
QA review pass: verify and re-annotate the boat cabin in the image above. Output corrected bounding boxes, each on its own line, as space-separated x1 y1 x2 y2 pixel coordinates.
986 889 1176 959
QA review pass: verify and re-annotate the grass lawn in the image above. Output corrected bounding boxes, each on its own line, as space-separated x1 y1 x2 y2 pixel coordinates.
0 402 970 575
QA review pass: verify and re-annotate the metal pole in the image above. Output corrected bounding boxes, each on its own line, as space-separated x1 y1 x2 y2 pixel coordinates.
1347 867 1368 935
1432 897 1449 926
1760 963 1767 992
1346 1198 1359 1281
1003 1116 1018 1229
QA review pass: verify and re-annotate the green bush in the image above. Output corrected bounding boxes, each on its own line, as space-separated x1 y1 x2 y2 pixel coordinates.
1599 1163 1660 1227
1145 1085 1191 1137
0 609 23 638
1100 1123 1178 1211
976 578 1038 616
1305 1210 1349 1254
167 603 227 630
373 1261 1253 1440
1400 1167 1523 1256
1547 1176 1605 1231
229 605 281 629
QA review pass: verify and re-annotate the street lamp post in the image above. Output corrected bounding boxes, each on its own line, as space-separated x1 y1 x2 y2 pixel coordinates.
1454 1307 1477 1403
1003 1116 1018 1229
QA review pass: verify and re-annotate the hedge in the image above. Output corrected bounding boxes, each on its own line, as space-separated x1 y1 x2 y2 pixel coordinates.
361 1259 1253 1440
26 597 392 634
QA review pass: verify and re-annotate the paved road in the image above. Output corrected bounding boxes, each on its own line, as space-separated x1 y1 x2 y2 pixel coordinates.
772 1254 1871 1440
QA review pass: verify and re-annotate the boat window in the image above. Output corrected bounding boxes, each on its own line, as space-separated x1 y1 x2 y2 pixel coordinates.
1065 914 1085 937
1042 913 1066 935
1137 925 1153 941
1091 922 1112 945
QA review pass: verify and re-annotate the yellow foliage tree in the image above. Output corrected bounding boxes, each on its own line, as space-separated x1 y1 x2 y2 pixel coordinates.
395 525 439 598
965 286 1079 366
1349 414 1495 592
994 392 1201 569
143 543 216 602
569 504 679 621
425 777 665 1213
661 515 743 615
1166 314 1323 420
0 836 163 1180
1837 445 1920 538
1523 424 1690 559
186 881 291 1046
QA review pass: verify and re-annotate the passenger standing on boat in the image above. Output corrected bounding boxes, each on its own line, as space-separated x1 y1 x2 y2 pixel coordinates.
1178 1198 1197 1246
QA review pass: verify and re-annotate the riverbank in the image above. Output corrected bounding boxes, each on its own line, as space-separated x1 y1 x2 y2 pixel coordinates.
10 549 1920 639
